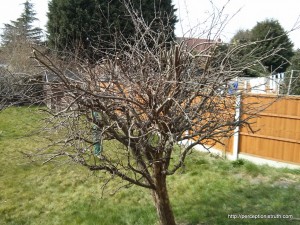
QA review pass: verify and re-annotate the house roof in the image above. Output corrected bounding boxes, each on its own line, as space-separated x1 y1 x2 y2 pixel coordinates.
177 37 221 53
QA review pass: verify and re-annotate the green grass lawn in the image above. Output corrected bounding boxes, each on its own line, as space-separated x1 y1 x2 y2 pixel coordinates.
0 107 300 225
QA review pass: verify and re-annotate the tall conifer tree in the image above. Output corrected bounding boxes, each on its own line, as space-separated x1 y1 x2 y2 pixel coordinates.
1 0 42 45
47 0 177 60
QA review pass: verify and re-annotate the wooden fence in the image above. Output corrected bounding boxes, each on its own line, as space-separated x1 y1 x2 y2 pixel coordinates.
200 94 300 167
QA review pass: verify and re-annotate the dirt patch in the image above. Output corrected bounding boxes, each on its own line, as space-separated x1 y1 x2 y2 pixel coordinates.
272 177 298 188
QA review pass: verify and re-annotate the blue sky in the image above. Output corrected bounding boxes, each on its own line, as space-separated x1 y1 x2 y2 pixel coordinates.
1 0 300 48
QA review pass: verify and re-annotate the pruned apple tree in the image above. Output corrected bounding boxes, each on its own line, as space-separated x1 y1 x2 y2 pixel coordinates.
27 2 289 225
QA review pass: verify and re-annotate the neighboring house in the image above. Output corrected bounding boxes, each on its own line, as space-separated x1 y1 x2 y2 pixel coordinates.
178 37 285 95
176 37 221 53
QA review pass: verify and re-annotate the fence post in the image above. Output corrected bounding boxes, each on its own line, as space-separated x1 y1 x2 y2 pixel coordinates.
232 94 241 160
287 70 293 95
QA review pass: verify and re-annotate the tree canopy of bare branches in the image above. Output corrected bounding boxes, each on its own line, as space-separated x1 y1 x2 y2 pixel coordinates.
21 2 289 225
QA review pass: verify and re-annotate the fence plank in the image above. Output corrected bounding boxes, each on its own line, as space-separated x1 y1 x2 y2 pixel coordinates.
239 94 300 164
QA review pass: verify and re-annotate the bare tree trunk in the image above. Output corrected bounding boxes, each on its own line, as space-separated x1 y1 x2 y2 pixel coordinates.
152 164 176 225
